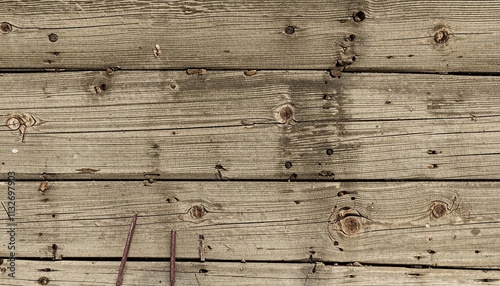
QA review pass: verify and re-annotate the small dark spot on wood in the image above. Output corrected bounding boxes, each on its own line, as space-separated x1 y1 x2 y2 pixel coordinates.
215 164 227 171
408 54 414 57
337 191 345 197
244 70 257 76
414 255 421 260
152 143 160 149
385 100 391 104
428 164 438 169
94 84 107 95
0 22 12 33
52 52 60 56
169 84 177 89
348 274 356 278
42 198 50 202
76 168 101 174
284 26 295 35
427 150 438 155
333 241 339 246
351 197 356 200
288 173 297 181
207 245 212 250
407 273 423 277
39 181 48 192
475 250 481 254
329 69 342 78
294 200 300 204
51 213 56 218
39 233 43 237
353 11 366 22
166 197 179 203
319 171 335 177
172 131 177 135
386 55 393 59
347 34 356 41
38 268 52 272
199 269 209 273
323 94 333 100
427 249 436 254
475 278 500 283
190 204 207 219
338 247 344 251
326 149 334 155
458 55 463 58
38 277 50 285
285 161 293 169
471 228 481 236
223 50 230 53
434 28 450 44
48 33 58 43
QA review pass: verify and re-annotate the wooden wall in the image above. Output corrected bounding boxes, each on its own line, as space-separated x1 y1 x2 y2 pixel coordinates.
1 0 500 285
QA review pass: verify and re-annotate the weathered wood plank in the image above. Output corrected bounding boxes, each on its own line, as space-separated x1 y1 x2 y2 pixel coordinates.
1 0 500 72
2 260 500 286
2 181 500 268
1 71 500 180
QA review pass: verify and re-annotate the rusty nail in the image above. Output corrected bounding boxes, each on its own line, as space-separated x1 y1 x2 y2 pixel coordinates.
116 213 138 286
170 229 177 286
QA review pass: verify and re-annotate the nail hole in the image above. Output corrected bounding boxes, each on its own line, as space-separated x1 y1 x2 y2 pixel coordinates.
199 269 209 273
427 249 436 254
284 26 295 35
323 94 333 101
333 241 339 246
48 33 58 43
326 149 334 156
285 161 293 169
0 22 12 33
351 197 356 200
347 34 356 41
38 277 50 285
294 200 300 205
353 11 366 22
475 250 480 254
337 191 345 197
51 213 56 218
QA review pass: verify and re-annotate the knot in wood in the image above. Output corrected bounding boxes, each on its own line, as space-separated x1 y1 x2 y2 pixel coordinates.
6 117 21 130
431 202 447 219
340 216 362 235
434 28 450 44
190 204 207 219
0 22 12 33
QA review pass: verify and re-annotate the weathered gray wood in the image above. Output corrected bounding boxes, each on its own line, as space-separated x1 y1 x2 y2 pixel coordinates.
2 181 500 268
1 0 500 72
2 260 499 286
1 71 500 180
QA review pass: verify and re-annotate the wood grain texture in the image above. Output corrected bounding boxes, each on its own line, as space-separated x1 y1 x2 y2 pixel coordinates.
2 181 500 268
2 260 500 286
1 71 500 180
1 0 500 72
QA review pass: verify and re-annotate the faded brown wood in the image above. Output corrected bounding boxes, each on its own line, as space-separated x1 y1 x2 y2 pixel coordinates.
0 0 500 72
2 181 500 268
1 71 500 180
2 260 499 286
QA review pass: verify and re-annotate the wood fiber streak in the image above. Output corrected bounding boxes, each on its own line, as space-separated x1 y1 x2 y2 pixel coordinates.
1 181 500 268
1 71 500 179
1 260 500 285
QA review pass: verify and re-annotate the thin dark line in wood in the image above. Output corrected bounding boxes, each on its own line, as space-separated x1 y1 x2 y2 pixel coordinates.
116 213 138 286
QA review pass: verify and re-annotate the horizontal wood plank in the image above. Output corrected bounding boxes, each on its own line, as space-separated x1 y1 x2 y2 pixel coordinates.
1 260 499 286
1 71 500 179
2 181 500 268
0 0 500 72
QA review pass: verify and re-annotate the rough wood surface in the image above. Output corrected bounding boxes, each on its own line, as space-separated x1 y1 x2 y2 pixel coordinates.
1 0 500 72
1 71 500 180
2 181 500 268
2 260 500 286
